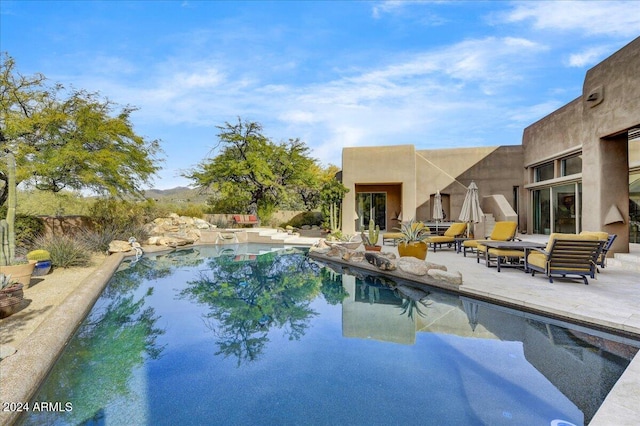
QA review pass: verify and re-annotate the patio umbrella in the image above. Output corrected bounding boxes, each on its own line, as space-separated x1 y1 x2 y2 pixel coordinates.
458 181 483 237
461 298 479 332
433 191 444 235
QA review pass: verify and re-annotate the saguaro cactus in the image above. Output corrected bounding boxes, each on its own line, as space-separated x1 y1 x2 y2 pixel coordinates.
0 153 16 266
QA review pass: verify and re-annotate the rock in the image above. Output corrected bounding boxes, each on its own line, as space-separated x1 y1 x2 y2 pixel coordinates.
365 252 397 271
397 257 429 275
108 240 133 253
427 269 463 285
345 251 365 262
378 252 397 260
425 262 447 271
194 218 212 229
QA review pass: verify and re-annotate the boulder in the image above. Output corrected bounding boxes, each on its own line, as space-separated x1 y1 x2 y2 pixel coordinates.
397 257 429 276
425 262 448 271
108 240 134 253
364 252 397 271
427 269 463 285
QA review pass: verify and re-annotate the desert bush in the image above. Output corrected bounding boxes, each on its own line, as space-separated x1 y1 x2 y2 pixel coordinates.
33 234 91 268
0 207 46 249
174 204 205 218
88 198 163 231
80 223 149 253
285 211 323 228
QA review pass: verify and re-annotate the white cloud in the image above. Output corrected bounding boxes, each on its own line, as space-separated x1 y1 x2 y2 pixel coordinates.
503 1 640 37
567 45 614 67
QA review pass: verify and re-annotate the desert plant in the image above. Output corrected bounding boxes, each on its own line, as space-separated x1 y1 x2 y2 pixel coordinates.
0 273 15 290
396 218 430 244
33 234 91 268
0 153 17 266
26 249 51 262
360 219 380 246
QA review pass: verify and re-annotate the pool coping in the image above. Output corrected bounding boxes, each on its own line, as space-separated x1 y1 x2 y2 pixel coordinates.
0 247 637 425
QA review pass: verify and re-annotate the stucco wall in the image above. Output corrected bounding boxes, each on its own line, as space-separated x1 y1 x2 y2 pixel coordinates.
521 36 640 252
342 145 416 234
342 144 524 234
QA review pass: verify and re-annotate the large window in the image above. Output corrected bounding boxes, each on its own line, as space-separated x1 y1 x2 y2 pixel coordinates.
356 193 386 231
533 189 551 234
534 162 554 182
561 155 582 176
533 183 582 234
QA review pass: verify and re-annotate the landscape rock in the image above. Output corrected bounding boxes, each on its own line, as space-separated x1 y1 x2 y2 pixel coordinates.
108 240 134 253
144 214 215 244
425 262 447 271
427 269 463 285
364 252 397 271
397 257 429 276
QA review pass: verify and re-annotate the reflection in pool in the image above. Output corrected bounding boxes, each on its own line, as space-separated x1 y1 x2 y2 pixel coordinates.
20 245 639 425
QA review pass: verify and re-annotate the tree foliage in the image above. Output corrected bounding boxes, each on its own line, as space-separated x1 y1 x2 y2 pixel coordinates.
0 53 163 206
184 118 325 220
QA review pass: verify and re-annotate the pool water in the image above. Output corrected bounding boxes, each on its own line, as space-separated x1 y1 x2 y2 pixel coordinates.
20 245 639 426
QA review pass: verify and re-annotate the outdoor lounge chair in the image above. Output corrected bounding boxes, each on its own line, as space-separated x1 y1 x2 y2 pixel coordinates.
465 221 518 258
426 222 468 252
580 231 616 269
526 233 605 285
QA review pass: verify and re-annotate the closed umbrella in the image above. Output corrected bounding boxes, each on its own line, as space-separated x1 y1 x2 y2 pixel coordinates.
461 297 479 332
458 181 483 237
433 191 444 235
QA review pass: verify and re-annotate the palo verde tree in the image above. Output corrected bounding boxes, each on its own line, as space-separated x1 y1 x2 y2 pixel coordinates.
0 53 162 207
185 118 320 220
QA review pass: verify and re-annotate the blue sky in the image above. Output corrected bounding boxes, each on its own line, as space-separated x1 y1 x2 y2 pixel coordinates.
2 1 639 189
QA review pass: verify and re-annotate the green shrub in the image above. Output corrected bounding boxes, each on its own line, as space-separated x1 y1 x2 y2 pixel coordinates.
0 207 45 249
80 223 149 253
286 211 323 228
174 204 205 218
33 234 91 268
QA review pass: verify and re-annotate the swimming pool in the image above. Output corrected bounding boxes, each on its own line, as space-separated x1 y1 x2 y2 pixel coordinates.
20 245 639 425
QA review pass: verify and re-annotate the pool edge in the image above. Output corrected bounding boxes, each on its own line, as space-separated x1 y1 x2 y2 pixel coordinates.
0 253 125 426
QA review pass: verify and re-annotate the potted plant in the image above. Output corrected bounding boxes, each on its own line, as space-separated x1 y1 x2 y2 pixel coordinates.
361 219 381 251
27 249 52 276
396 218 430 260
0 153 35 287
0 273 24 318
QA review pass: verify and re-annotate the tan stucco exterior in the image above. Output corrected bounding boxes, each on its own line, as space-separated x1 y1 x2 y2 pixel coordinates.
523 36 640 253
340 37 639 253
341 144 523 234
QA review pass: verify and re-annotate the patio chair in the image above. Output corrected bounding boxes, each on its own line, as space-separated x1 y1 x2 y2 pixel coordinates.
426 222 467 252
465 221 518 259
526 233 605 284
580 231 616 269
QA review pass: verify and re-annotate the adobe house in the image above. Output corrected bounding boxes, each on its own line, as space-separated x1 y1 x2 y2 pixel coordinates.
523 36 640 254
340 36 640 254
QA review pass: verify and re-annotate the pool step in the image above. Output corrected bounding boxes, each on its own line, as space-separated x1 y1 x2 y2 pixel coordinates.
245 228 318 246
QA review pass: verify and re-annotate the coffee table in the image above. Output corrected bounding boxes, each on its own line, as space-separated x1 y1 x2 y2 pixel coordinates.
478 241 546 272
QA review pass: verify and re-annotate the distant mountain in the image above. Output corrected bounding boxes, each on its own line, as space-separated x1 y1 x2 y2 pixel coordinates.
144 187 208 203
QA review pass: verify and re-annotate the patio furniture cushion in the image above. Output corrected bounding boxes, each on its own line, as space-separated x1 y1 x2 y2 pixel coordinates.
580 231 615 268
526 236 605 284
427 222 467 242
427 222 467 252
463 221 518 255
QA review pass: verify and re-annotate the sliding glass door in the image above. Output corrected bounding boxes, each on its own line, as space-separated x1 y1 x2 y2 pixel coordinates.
356 193 386 231
533 182 582 235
